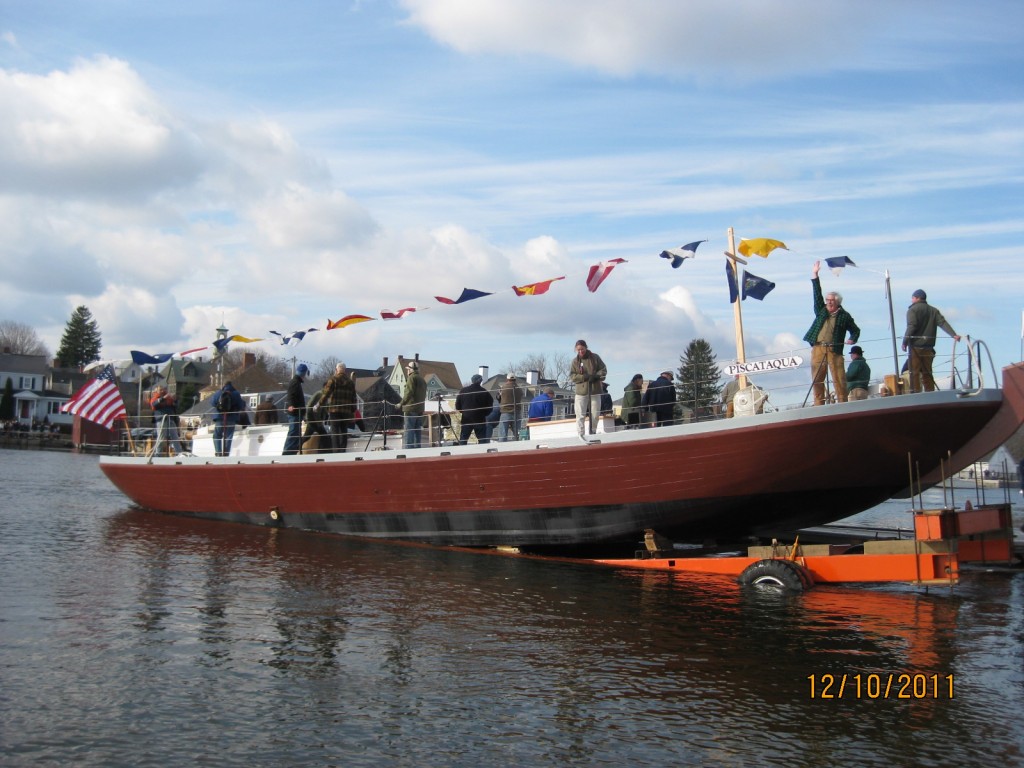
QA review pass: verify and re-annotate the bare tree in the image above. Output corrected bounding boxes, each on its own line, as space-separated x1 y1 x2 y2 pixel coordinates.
314 356 343 381
0 320 50 357
220 347 292 383
504 352 573 387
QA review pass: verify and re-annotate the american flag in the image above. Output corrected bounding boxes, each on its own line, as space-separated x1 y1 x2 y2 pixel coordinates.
61 364 127 430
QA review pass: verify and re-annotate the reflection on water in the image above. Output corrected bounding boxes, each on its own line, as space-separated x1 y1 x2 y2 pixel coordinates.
2 448 1023 767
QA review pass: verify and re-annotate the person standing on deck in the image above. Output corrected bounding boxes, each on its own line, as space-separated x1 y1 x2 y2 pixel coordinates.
150 385 182 456
321 362 356 452
802 260 860 404
212 381 245 457
455 374 493 445
621 374 644 428
569 339 606 439
400 361 427 449
902 289 961 392
282 364 309 455
497 373 522 441
642 371 676 427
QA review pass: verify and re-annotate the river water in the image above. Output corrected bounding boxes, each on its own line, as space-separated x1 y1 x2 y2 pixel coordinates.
2 448 1023 767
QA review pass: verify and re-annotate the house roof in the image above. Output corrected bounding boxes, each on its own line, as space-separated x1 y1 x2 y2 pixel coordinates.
0 353 49 376
394 356 462 391
165 358 216 386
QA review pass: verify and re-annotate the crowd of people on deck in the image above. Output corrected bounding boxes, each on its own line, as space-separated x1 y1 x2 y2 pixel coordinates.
147 266 963 457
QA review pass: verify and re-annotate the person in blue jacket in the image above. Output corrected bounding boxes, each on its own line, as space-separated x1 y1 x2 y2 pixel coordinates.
528 387 555 423
212 381 245 456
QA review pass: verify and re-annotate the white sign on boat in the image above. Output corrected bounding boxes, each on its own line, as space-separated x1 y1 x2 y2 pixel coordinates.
725 356 804 376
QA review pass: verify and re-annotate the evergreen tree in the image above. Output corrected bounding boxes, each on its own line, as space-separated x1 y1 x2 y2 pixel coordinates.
177 383 198 412
56 305 102 369
0 377 14 420
676 338 722 419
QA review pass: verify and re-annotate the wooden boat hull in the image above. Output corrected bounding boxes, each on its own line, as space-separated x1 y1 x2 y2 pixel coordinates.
99 366 1024 548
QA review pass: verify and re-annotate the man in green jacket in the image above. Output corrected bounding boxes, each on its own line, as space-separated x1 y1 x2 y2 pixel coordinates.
569 339 607 438
802 260 860 404
400 361 427 449
902 289 960 392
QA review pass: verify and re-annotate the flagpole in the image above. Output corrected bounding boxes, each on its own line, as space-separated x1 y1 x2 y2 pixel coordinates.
136 366 143 430
725 227 749 389
885 270 900 380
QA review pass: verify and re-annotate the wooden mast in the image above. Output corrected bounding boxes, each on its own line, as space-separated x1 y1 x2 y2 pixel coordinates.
725 227 749 389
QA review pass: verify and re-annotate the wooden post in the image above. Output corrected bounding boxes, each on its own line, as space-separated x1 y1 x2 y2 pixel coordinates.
725 227 749 390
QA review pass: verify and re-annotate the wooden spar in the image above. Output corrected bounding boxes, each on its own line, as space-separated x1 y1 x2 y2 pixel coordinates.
725 227 750 390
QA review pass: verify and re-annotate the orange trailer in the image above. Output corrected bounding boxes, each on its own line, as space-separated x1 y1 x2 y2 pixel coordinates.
591 504 1017 590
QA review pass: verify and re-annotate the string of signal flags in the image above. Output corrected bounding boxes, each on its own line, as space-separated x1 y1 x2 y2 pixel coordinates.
129 236 859 365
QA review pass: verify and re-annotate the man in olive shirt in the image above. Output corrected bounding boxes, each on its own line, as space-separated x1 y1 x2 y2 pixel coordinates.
902 289 960 392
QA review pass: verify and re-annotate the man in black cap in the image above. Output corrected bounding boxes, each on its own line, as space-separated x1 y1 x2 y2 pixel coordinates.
902 289 960 392
641 370 677 427
846 346 871 400
455 373 493 445
283 363 309 455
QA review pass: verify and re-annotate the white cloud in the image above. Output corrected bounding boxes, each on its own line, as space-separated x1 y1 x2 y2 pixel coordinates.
0 55 204 197
400 0 926 80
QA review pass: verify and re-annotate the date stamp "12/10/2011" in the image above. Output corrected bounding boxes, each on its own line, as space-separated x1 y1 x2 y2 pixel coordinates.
807 673 954 700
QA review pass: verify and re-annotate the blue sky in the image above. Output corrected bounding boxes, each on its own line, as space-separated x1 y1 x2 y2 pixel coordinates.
2 0 1022 404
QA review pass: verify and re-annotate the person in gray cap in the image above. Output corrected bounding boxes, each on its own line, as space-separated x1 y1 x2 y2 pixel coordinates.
846 346 871 400
497 373 522 441
455 373 493 445
400 361 427 449
902 289 961 392
282 363 309 455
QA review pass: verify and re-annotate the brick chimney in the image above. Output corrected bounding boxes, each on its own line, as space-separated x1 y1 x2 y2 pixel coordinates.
243 352 256 370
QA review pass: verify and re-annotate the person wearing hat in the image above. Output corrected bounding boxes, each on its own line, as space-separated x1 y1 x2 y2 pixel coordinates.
803 260 860 405
902 289 961 392
212 380 245 456
569 339 608 438
528 386 555 424
282 363 309 455
455 373 493 445
641 370 677 428
621 374 644 428
846 346 871 401
400 360 427 449
497 373 522 441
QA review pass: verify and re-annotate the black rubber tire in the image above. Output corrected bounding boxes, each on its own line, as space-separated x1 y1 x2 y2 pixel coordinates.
737 559 810 591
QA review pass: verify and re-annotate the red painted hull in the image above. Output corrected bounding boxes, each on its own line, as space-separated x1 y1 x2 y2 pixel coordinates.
99 365 1024 547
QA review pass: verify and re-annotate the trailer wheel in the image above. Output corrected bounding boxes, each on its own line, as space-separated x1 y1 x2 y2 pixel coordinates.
738 559 810 591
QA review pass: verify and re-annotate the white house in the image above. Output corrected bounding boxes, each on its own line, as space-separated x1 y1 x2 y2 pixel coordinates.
0 353 76 429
